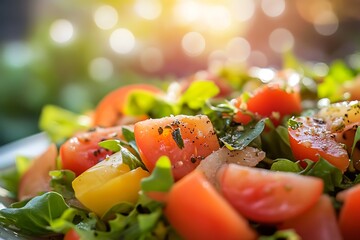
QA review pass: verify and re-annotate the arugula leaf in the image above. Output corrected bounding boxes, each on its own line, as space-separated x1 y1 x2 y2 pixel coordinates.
99 140 146 170
0 192 69 236
39 104 92 144
261 125 295 161
49 170 76 200
122 127 140 155
220 119 265 150
301 158 343 193
141 156 174 193
124 90 174 118
179 80 219 109
270 159 302 172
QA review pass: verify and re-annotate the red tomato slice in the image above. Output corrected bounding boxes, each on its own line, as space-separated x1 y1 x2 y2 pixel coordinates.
288 116 350 172
164 170 257 240
336 184 360 240
233 83 302 126
18 144 57 201
217 164 323 223
134 115 220 180
279 195 342 240
64 229 80 240
59 126 124 176
93 84 163 127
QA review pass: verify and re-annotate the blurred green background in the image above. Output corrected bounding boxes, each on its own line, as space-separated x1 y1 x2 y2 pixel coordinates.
1 0 360 146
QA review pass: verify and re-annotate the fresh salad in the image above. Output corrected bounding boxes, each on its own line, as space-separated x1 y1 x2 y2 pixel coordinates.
1 56 360 240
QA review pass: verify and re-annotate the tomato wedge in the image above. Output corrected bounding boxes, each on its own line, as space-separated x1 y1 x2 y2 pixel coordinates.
93 84 163 127
336 184 360 240
279 195 342 240
164 170 257 240
59 126 124 176
18 144 58 201
288 116 350 172
217 164 323 223
233 83 302 126
134 115 220 180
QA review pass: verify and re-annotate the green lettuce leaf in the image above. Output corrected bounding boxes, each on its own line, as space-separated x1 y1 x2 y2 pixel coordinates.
0 192 69 236
39 105 92 143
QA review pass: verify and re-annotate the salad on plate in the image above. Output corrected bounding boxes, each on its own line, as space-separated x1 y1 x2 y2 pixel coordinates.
1 56 360 240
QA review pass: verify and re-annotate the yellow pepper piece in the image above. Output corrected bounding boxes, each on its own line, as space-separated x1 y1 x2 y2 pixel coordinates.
72 151 150 217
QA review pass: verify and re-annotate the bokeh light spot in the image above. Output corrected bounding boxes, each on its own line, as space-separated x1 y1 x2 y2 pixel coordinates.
140 47 164 72
269 28 295 53
89 57 114 82
50 19 74 44
109 28 136 54
226 37 251 62
312 62 329 77
261 0 286 17
231 0 255 22
248 51 268 67
204 5 231 31
94 5 118 30
348 52 360 70
181 32 206 57
3 41 32 68
173 0 200 24
134 0 162 20
313 11 339 36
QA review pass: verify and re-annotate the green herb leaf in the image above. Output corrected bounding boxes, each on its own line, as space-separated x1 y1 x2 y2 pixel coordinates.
220 119 265 150
287 117 303 130
141 156 174 193
124 90 174 118
39 105 91 144
98 139 122 152
171 128 184 149
270 159 302 172
0 192 69 236
301 157 343 193
49 170 76 200
179 80 219 109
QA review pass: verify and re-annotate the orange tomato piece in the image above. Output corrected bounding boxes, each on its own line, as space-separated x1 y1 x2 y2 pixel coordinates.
93 84 163 127
217 164 323 223
233 83 302 126
288 116 350 172
134 115 220 180
337 184 360 240
164 170 257 240
279 195 342 240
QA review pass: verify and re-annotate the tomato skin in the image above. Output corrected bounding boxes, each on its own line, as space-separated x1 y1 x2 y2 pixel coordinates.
164 170 257 240
217 164 323 223
233 84 302 126
18 144 57 201
59 126 124 176
279 195 342 240
64 229 80 240
134 115 220 180
336 184 360 240
288 116 350 172
93 84 163 127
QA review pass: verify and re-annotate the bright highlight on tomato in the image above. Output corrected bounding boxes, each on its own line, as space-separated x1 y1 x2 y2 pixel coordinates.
164 170 257 240
59 126 124 176
134 115 220 180
93 84 163 127
217 164 323 223
288 116 350 172
233 83 302 126
72 151 149 217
